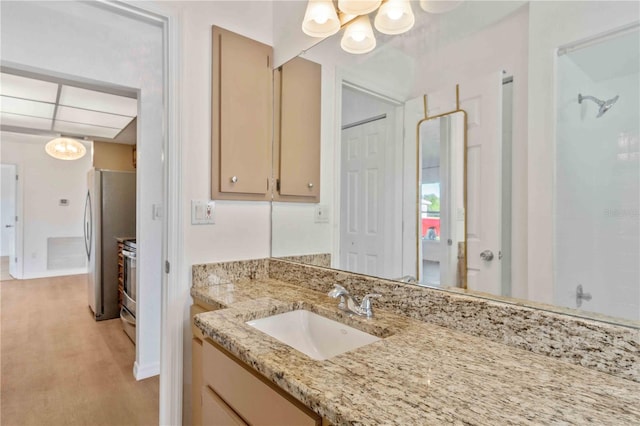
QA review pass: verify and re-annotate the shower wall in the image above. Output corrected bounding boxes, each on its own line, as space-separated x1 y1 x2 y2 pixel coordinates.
555 30 640 321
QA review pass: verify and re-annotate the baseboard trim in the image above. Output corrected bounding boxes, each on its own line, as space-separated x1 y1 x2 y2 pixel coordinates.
22 269 87 280
134 361 160 380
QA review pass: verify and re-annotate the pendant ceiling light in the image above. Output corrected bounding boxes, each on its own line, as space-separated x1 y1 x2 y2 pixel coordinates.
338 0 381 16
302 0 461 55
419 0 464 14
302 0 341 37
374 0 415 35
341 15 377 54
45 137 87 161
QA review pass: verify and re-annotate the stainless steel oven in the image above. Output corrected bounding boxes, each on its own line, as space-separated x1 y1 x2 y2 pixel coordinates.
121 240 136 343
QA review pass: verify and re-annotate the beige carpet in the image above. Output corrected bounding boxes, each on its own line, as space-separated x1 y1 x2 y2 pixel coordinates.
0 274 159 426
0 256 13 281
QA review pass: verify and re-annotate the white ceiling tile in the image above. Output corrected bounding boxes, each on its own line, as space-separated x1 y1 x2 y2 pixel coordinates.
53 120 121 139
0 96 55 119
59 86 137 117
56 105 134 129
0 73 59 103
0 112 52 130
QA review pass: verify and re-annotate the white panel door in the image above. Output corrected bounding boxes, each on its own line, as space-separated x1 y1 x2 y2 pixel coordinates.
1 164 17 277
460 72 503 294
340 118 388 277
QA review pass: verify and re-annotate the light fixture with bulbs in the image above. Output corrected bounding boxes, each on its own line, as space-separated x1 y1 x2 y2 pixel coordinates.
302 0 464 54
45 137 87 161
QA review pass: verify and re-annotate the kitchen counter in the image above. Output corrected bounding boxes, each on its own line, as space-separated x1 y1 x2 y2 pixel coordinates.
192 279 640 425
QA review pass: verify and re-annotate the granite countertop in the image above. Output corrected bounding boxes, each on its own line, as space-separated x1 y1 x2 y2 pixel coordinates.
192 279 640 425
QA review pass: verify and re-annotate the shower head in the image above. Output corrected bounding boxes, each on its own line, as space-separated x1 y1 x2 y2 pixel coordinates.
578 93 619 118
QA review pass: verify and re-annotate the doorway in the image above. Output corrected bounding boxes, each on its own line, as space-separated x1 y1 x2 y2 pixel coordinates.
0 163 17 281
339 85 403 279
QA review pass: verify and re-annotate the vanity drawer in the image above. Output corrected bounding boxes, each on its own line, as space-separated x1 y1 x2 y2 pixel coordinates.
202 385 247 426
202 339 320 426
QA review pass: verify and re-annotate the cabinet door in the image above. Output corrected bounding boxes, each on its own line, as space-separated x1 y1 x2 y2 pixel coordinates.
203 339 320 426
275 57 321 202
202 386 247 426
192 338 203 426
212 26 273 200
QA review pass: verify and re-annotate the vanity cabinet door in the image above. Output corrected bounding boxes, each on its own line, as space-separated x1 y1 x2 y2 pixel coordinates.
211 25 273 201
202 386 248 426
274 57 321 202
202 339 320 426
192 338 203 426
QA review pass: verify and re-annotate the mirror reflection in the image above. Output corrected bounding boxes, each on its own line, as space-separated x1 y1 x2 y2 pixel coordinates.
418 111 466 288
271 1 640 326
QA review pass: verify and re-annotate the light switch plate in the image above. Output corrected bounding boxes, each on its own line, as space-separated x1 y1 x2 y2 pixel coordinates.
192 200 215 225
314 205 330 223
152 204 163 220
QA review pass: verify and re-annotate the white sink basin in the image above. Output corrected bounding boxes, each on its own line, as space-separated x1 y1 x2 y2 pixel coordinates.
246 310 380 361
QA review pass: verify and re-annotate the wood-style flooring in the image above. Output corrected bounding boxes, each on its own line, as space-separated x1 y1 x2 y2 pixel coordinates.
0 274 159 425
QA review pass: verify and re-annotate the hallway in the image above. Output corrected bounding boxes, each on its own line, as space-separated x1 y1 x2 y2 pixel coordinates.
0 274 159 426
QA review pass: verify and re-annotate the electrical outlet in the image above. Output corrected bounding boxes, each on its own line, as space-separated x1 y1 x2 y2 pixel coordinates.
314 205 330 223
191 200 215 225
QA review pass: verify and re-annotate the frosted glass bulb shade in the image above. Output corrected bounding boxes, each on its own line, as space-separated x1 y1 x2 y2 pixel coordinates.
341 15 376 54
374 0 415 35
302 0 341 38
419 0 463 14
45 137 87 161
338 0 381 15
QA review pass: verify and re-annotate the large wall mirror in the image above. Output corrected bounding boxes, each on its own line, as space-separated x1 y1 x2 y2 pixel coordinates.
271 1 640 327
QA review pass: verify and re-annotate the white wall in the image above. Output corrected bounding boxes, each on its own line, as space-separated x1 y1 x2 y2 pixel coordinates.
0 134 91 278
527 0 640 304
150 2 274 423
1 1 164 378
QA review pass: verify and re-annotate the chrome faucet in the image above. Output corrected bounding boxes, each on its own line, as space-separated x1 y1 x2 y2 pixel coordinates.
328 284 381 318
395 275 417 283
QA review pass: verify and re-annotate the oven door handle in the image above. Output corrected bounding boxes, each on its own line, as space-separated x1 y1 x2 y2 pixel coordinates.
120 307 136 326
122 250 136 259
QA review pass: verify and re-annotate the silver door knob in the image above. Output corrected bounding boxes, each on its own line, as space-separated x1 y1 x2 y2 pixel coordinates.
230 176 238 183
480 250 494 261
308 182 314 188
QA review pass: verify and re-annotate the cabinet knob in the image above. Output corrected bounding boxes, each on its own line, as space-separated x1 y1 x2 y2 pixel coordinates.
308 182 314 189
230 176 238 183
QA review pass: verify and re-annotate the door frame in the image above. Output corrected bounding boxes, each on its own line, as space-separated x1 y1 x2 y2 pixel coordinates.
333 70 404 274
98 2 183 424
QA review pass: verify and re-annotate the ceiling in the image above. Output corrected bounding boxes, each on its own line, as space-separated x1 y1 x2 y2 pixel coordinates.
0 71 137 142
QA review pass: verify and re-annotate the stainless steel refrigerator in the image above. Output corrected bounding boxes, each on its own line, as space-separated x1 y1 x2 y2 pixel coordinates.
83 169 136 321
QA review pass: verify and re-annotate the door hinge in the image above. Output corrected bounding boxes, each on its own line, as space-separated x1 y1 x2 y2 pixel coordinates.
276 179 281 191
15 216 18 222
165 260 170 274
267 55 270 68
267 178 269 190
14 257 17 263
15 174 19 181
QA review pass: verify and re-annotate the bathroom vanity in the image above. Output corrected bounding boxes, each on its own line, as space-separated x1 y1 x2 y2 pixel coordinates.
191 259 640 425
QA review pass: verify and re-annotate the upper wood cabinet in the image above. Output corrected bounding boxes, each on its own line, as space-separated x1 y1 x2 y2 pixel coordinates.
211 26 273 201
92 141 136 171
274 57 322 203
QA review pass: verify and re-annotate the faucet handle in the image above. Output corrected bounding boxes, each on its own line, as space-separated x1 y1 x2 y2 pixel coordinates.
360 293 381 317
328 284 347 297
